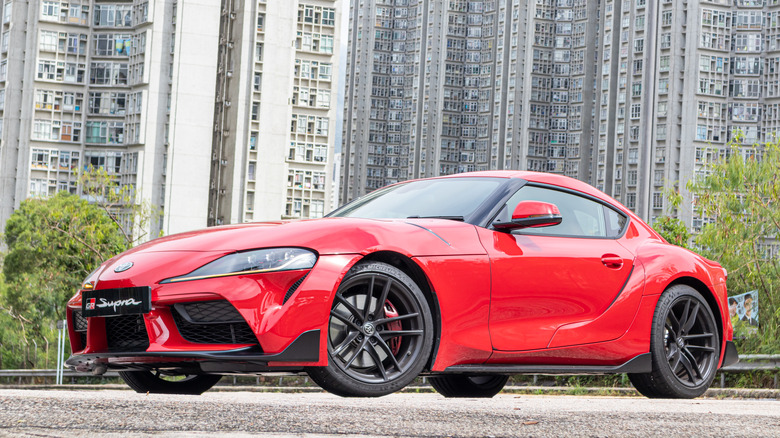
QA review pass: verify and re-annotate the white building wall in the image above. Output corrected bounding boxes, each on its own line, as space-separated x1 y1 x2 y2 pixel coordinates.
165 0 220 234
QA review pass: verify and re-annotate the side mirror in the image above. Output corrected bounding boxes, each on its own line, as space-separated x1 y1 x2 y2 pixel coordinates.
494 201 563 231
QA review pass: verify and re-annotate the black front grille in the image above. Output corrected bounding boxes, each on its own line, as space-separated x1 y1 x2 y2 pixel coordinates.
105 314 149 352
172 300 259 345
71 310 88 349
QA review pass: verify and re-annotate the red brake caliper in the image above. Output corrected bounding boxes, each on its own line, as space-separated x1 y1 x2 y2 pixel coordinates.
383 301 402 355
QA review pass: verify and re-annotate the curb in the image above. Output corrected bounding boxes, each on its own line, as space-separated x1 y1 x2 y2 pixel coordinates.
1 384 777 398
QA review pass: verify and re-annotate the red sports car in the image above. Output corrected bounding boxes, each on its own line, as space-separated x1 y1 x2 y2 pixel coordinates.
66 171 737 398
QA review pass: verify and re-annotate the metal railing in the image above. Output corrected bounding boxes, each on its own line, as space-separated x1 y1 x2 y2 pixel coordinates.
1 355 776 388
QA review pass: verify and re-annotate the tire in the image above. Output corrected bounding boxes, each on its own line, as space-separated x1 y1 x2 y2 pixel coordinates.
118 370 222 395
629 285 720 399
429 375 508 398
307 261 434 397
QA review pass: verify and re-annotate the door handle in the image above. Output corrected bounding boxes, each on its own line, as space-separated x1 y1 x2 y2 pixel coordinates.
601 254 624 269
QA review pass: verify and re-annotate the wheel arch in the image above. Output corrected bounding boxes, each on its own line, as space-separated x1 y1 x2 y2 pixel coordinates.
352 250 443 370
666 276 724 347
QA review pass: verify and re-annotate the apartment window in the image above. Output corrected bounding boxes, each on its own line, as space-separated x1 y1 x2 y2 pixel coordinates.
630 126 640 141
37 60 57 81
634 38 644 53
633 59 643 74
635 15 645 29
256 12 265 31
696 124 708 141
322 8 335 26
654 170 664 185
316 117 329 136
661 10 673 26
247 162 256 181
319 63 332 80
251 102 259 121
658 78 669 94
631 82 642 97
94 4 133 28
652 193 663 209
249 132 257 150
33 120 56 140
317 89 331 108
656 124 667 140
86 121 124 144
627 170 638 186
320 35 334 54
3 1 11 24
660 33 671 49
628 148 639 164
94 33 131 56
41 1 59 21
657 101 668 117
659 55 670 72
631 104 641 119
39 30 58 51
88 91 127 115
626 193 636 209
253 72 262 91
311 200 325 218
90 62 128 85
255 43 263 62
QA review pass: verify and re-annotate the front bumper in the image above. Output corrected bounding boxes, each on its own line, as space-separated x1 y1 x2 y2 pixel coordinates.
66 254 363 372
66 330 320 373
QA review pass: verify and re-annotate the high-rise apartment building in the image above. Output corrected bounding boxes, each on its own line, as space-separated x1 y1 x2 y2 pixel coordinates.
342 0 780 232
0 0 220 237
597 0 780 229
341 0 597 205
208 0 341 225
0 0 341 237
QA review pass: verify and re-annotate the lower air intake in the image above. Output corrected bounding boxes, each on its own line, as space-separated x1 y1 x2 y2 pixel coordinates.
172 300 259 345
71 310 88 349
105 314 149 352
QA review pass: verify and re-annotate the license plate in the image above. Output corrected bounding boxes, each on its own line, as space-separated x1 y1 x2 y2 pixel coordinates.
82 287 151 317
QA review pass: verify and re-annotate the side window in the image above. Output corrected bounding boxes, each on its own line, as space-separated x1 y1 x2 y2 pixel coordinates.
498 185 623 238
604 206 627 238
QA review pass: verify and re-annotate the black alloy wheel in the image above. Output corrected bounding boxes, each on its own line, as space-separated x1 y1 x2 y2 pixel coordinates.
119 370 222 395
429 374 509 398
307 261 433 397
629 284 720 398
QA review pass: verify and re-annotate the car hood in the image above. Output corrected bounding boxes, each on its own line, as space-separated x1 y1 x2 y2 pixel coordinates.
121 217 487 257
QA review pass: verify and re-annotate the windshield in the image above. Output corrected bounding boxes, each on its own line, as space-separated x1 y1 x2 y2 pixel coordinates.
330 177 505 220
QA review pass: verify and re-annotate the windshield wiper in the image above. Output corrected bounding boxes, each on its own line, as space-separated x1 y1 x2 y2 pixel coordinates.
406 215 465 221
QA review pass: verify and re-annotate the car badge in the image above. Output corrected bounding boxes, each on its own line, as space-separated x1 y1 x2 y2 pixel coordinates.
114 262 134 273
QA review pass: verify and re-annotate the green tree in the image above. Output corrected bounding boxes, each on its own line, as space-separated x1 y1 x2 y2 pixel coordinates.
653 216 691 249
687 139 780 353
2 192 128 347
1 166 157 368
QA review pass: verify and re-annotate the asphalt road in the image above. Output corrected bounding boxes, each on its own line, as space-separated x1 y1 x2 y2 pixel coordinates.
0 389 778 437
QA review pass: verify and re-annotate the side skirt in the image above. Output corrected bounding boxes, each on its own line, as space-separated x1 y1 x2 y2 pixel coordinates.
438 353 651 375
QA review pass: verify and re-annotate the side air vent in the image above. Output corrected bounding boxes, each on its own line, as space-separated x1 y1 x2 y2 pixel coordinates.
283 273 308 304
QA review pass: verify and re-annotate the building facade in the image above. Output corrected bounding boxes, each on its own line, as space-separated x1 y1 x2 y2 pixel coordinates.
208 0 341 225
0 0 341 238
341 0 598 208
342 0 780 230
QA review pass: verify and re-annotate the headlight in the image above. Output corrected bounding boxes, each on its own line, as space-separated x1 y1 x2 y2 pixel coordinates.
161 248 317 283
